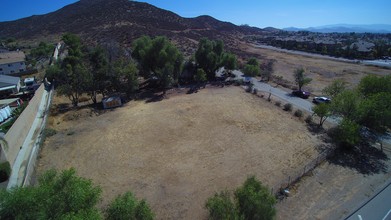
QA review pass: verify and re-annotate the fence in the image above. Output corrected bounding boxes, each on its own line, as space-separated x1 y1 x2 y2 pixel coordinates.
271 147 335 197
243 84 336 197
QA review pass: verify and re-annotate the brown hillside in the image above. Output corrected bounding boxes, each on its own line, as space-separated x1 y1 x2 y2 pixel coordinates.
0 0 267 53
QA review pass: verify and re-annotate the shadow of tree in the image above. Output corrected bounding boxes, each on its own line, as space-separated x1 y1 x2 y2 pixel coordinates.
327 143 389 175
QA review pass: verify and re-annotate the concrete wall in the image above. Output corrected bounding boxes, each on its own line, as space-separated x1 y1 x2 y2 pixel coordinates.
3 84 45 167
0 62 26 75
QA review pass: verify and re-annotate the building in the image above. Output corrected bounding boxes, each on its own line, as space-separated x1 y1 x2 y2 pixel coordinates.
0 51 26 75
0 75 21 98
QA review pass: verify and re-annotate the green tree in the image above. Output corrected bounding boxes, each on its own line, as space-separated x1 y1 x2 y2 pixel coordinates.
0 168 102 219
235 176 276 220
111 59 139 97
46 33 91 107
312 103 331 127
221 53 238 75
30 42 55 59
243 58 260 77
260 60 275 82
106 192 154 220
358 75 391 97
205 176 276 220
195 38 224 80
334 119 361 148
243 65 260 77
88 46 109 104
205 191 240 220
194 68 207 85
293 68 311 91
132 36 183 89
330 90 361 121
322 79 347 99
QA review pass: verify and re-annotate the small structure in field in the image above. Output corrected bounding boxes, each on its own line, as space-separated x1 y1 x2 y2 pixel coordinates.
102 96 122 109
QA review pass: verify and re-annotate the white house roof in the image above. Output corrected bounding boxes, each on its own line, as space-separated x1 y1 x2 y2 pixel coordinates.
0 75 20 86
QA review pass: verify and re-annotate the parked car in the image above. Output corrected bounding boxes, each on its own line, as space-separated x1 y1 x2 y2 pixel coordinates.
291 90 310 99
313 96 331 104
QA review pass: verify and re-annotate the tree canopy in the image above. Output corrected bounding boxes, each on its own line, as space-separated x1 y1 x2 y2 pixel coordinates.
242 58 260 77
0 168 102 219
328 75 391 148
195 38 237 80
293 68 311 91
0 169 154 220
206 176 276 220
132 36 183 88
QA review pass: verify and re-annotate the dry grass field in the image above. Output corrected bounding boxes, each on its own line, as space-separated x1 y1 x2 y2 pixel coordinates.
240 43 391 95
36 86 321 219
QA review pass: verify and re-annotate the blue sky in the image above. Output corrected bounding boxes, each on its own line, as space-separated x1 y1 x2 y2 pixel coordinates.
1 0 390 28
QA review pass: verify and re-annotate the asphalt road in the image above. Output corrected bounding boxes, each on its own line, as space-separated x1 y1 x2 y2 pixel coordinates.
345 181 391 220
231 70 314 112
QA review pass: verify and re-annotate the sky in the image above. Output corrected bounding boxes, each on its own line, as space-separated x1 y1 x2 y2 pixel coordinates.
0 0 390 28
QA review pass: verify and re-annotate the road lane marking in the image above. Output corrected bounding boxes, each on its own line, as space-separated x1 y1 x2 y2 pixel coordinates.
383 209 391 220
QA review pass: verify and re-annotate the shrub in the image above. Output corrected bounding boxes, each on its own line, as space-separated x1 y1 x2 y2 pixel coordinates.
0 161 11 182
294 109 303 118
283 103 292 111
106 192 154 220
206 176 276 220
275 101 281 107
305 115 313 124
44 128 57 138
205 191 238 220
235 176 277 220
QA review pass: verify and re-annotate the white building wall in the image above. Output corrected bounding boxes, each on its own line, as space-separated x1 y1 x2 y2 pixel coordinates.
0 62 26 75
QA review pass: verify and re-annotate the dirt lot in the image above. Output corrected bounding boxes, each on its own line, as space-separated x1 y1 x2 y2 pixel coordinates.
276 144 391 220
240 43 391 95
36 86 321 219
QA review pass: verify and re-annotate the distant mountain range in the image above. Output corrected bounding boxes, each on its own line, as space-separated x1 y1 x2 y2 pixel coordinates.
283 24 391 33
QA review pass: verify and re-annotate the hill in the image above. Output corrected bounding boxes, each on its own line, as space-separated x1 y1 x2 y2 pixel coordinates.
0 0 265 54
283 24 391 33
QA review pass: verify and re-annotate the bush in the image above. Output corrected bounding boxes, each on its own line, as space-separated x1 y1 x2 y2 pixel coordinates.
0 161 11 182
305 115 313 124
294 109 303 118
235 176 277 220
44 128 57 138
275 101 281 107
205 191 238 220
106 192 154 220
283 103 292 111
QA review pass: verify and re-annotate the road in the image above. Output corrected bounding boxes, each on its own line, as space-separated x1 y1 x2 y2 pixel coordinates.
345 181 391 220
253 44 391 69
231 70 314 112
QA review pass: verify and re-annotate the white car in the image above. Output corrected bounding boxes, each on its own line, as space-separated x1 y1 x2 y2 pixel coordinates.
313 96 331 104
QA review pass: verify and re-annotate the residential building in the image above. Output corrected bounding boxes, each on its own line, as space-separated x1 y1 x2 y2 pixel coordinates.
0 51 26 75
0 75 21 98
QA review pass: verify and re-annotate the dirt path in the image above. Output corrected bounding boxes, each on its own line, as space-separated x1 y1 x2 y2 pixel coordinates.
36 86 322 219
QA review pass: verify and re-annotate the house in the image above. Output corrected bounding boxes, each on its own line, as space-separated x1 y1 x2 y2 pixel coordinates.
0 51 26 75
0 75 21 98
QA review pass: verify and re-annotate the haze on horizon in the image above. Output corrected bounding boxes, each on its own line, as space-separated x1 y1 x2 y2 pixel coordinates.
0 0 390 29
